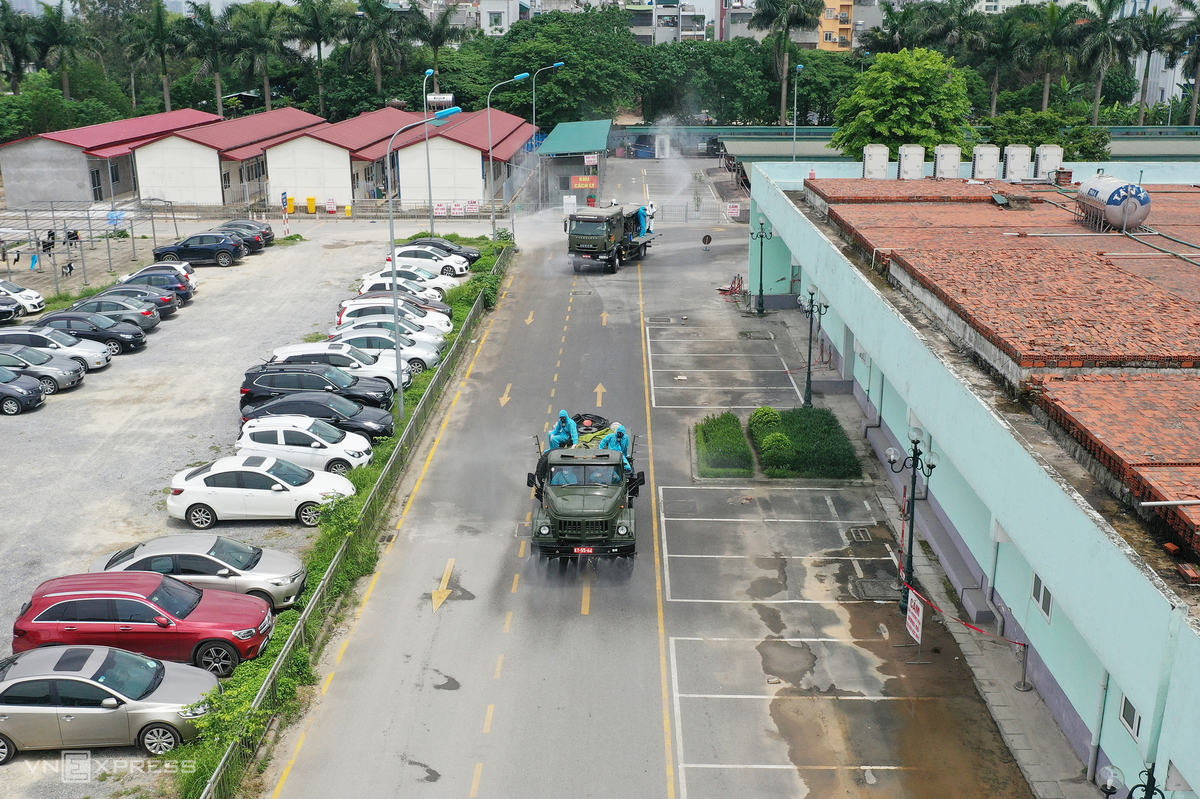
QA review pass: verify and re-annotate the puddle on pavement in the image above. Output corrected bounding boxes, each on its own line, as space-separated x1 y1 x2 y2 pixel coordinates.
746 554 788 599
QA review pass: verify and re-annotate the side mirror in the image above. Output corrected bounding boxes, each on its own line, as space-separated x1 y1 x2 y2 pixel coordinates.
154 616 172 628
217 568 231 577
325 385 335 390
526 472 537 489
311 442 322 448
627 471 646 499
271 483 285 491
101 697 120 709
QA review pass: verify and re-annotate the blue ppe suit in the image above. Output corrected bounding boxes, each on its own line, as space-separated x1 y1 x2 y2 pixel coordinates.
638 207 649 237
549 410 578 449
599 425 632 471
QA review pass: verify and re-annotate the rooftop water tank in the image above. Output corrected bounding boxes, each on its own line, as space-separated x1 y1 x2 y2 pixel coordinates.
1075 175 1151 230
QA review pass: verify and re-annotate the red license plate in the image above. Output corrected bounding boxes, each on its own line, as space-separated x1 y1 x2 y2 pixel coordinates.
573 547 594 554
582 254 592 258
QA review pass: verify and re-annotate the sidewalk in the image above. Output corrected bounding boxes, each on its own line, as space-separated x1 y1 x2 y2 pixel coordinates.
772 307 1100 799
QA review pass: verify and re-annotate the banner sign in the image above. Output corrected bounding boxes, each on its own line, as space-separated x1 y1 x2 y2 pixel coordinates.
571 175 598 190
584 153 598 166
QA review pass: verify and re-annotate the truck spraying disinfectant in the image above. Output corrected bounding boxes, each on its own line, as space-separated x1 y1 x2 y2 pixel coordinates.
565 202 660 274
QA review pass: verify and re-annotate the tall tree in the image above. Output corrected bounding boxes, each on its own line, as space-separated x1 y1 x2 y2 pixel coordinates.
919 0 987 56
126 0 180 112
1032 2 1085 112
286 0 350 117
1077 0 1134 125
856 1 930 55
1126 5 1180 125
35 1 86 100
181 2 234 116
1169 0 1200 125
342 0 408 96
0 0 38 95
407 3 469 94
749 0 824 125
230 1 295 112
980 14 1032 117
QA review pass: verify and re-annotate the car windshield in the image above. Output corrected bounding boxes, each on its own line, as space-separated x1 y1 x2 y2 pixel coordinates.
86 314 117 329
0 279 24 292
148 575 202 619
19 347 51 365
0 365 18 383
570 220 607 236
396 334 415 347
324 367 354 389
92 648 164 700
413 267 437 279
326 394 360 416
106 544 142 569
209 536 262 569
267 459 314 486
309 419 346 444
346 346 375 365
44 329 79 346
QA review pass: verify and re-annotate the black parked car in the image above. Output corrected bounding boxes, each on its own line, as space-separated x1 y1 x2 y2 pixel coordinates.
241 392 395 439
215 223 266 251
98 285 181 316
122 271 194 303
0 364 45 415
153 232 246 267
240 363 393 409
408 237 481 263
34 312 146 355
0 294 21 322
0 343 84 394
222 219 274 245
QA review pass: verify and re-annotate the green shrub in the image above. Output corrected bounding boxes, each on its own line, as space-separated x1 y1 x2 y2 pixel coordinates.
760 431 794 470
748 406 782 440
695 412 753 477
748 406 862 479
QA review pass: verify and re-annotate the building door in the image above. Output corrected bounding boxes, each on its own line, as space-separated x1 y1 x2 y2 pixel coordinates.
90 169 103 201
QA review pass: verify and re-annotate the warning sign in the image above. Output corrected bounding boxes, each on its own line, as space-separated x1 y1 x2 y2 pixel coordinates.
571 175 598 190
326 198 336 214
465 200 479 214
905 593 923 644
584 153 598 166
726 203 741 219
433 202 449 217
451 202 465 217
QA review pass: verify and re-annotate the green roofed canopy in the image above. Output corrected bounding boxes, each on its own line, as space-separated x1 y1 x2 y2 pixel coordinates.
537 119 612 156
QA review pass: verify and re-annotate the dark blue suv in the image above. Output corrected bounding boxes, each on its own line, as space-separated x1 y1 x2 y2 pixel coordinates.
153 232 246 267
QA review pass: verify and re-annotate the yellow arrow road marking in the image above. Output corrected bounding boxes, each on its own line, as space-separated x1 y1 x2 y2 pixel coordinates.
600 312 609 326
525 311 534 325
431 558 454 611
582 574 592 615
499 383 513 406
594 383 606 407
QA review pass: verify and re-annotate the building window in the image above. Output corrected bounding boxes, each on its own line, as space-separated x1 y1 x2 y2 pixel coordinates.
825 7 835 17
1120 695 1141 740
110 163 119 184
489 11 502 27
1032 573 1053 620
823 31 834 41
222 172 231 191
364 165 374 183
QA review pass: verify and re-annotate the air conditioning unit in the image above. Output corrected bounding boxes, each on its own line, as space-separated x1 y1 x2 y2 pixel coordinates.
972 144 1001 179
1035 144 1064 179
862 144 889 179
933 144 961 179
897 144 924 180
1003 144 1032 181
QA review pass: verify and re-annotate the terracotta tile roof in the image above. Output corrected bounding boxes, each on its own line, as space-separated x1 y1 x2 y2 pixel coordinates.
1 109 222 152
170 107 326 154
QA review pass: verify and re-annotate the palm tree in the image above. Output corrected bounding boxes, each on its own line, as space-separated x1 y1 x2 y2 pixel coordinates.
287 0 350 117
343 0 408 97
181 2 234 117
0 0 38 95
876 1 929 53
920 0 988 56
1032 1 1085 112
1126 5 1180 125
1077 0 1134 125
407 4 469 94
980 14 1032 117
230 2 296 112
749 0 824 125
126 0 181 112
35 1 86 100
1172 0 1200 125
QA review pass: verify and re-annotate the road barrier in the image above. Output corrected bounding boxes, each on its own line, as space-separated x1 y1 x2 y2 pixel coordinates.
196 246 512 799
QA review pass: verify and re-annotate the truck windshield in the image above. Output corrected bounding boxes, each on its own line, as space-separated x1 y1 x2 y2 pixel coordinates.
548 465 584 485
584 466 622 486
570 220 606 236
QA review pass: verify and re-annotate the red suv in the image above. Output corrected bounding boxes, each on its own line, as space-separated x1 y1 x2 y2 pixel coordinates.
12 572 273 677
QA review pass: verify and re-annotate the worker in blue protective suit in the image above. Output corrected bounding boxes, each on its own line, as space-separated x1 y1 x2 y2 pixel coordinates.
548 409 578 450
549 466 581 485
637 206 649 237
599 424 633 471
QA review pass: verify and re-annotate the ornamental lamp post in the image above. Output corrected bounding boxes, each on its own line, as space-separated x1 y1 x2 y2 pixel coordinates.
487 72 530 241
749 219 771 316
885 427 939 612
801 284 828 407
532 61 564 129
1098 764 1165 799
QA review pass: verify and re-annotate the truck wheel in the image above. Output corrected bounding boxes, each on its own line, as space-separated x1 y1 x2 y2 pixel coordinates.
611 253 621 274
573 263 580 274
639 243 648 260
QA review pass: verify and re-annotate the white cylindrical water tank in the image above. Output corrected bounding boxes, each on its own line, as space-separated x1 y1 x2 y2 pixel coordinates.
1076 176 1151 229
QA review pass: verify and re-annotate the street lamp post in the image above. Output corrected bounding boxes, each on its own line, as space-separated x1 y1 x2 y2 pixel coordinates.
386 106 462 417
886 428 939 612
422 68 435 235
749 219 771 317
532 61 564 129
487 72 530 241
792 63 804 162
1098 764 1164 799
801 284 829 407
861 51 871 73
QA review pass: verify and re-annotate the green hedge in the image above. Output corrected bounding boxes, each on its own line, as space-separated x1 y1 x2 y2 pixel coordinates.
748 406 862 479
695 412 754 478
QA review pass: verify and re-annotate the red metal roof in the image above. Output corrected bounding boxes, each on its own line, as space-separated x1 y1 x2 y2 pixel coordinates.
307 107 425 152
171 107 326 155
2 109 222 152
349 109 535 163
224 122 333 162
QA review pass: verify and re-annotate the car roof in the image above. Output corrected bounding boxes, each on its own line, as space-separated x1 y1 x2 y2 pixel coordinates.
242 415 318 430
195 455 280 473
274 342 350 354
247 362 335 376
38 311 91 320
122 534 220 558
33 571 165 600
3 646 110 682
252 392 348 410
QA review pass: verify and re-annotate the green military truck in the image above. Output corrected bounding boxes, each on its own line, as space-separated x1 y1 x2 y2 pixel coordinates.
566 204 657 274
527 439 646 556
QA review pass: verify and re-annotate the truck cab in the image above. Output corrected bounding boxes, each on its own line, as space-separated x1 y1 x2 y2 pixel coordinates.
527 447 645 556
566 205 653 274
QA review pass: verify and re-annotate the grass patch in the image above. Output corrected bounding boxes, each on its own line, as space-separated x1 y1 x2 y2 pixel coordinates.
695 412 753 478
41 280 119 314
301 332 327 343
748 406 862 479
275 234 305 246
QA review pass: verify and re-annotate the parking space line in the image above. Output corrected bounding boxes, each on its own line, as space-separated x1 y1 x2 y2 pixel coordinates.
678 694 937 700
669 636 688 799
671 636 885 643
648 352 783 357
655 385 797 391
662 485 857 492
650 368 792 373
667 554 891 560
668 598 868 604
682 764 916 770
663 517 875 524
824 494 851 548
645 325 657 408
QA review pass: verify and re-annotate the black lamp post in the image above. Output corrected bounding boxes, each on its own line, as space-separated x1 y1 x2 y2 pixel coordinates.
801 284 829 408
750 219 771 316
886 427 938 612
1099 764 1164 799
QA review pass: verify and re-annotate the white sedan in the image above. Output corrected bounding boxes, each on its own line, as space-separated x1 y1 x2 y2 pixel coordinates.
357 276 442 302
167 455 355 529
327 316 446 350
386 245 470 276
0 279 45 315
361 266 460 296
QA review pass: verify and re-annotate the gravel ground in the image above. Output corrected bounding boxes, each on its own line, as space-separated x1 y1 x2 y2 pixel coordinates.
0 215 494 798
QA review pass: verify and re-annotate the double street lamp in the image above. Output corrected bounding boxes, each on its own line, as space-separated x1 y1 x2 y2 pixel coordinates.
886 428 939 612
1099 764 1165 799
487 72 530 241
531 61 564 129
801 284 828 407
422 68 436 235
749 219 771 317
791 63 804 162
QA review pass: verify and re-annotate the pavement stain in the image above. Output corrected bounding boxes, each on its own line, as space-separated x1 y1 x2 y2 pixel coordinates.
431 671 460 691
406 760 441 783
756 637 817 687
752 603 787 634
746 553 788 599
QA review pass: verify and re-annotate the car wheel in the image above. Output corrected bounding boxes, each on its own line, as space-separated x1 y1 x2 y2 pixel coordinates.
14 306 25 318
195 640 240 677
138 723 181 756
0 732 16 765
186 504 217 529
247 590 276 610
104 339 122 357
1 398 21 416
296 502 321 527
326 459 351 476
216 251 234 267
160 252 180 262
441 265 454 276
433 287 445 299
39 377 59 395
408 359 427 376
72 356 89 373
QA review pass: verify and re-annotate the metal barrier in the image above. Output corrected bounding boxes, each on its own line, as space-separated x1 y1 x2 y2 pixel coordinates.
197 247 512 799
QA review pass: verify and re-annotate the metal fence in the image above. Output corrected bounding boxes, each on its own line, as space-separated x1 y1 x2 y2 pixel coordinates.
514 198 732 223
197 247 511 799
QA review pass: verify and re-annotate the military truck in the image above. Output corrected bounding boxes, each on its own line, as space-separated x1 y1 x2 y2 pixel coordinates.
566 204 657 274
527 439 646 556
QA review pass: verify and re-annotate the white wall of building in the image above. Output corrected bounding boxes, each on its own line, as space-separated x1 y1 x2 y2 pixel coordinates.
266 137 354 208
396 137 485 202
479 0 521 34
134 137 223 205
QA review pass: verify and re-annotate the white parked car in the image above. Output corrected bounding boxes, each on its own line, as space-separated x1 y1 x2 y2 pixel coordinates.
271 341 407 389
386 245 470 276
236 416 373 475
357 276 442 302
327 316 446 350
0 325 111 371
167 455 355 529
120 261 200 292
329 328 442 375
0 279 45 315
360 267 460 297
337 298 453 333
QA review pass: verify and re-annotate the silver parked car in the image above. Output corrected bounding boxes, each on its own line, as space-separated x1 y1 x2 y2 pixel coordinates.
0 344 84 395
0 645 217 764
0 325 111 372
89 534 307 610
69 296 161 331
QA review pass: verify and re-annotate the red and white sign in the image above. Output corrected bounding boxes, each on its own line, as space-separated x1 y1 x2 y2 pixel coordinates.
571 175 598 190
465 200 480 214
905 593 924 644
433 202 449 217
584 153 598 166
326 198 336 214
451 202 465 217
726 203 741 219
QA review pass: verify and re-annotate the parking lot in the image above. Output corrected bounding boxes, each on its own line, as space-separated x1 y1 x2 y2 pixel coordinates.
647 326 802 409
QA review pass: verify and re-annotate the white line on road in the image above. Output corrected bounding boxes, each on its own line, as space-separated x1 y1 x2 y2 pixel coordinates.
825 493 851 549
681 764 915 770
665 554 892 560
667 598 869 604
669 636 688 799
677 694 938 700
663 517 877 523
671 636 886 642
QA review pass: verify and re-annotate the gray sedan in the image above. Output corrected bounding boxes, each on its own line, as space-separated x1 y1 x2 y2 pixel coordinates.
0 343 84 395
0 646 218 764
90 534 307 610
69 296 160 331
0 326 111 372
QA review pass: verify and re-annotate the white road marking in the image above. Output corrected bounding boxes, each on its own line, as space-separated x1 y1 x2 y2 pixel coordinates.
682 764 915 770
824 494 851 549
667 554 892 560
678 694 938 701
664 517 876 524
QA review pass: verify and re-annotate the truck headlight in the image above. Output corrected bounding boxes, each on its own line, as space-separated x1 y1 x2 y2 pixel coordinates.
539 525 551 536
617 525 629 536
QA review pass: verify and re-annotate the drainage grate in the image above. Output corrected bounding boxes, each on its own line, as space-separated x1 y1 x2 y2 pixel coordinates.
647 317 673 324
739 331 774 340
570 290 592 296
850 527 872 543
855 579 902 601
665 500 699 515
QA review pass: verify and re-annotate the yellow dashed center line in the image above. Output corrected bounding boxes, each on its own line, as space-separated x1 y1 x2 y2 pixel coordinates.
551 388 555 397
504 611 513 632
321 672 335 694
483 704 495 733
518 540 527 558
581 576 591 615
494 654 504 679
469 763 484 797
511 574 520 592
